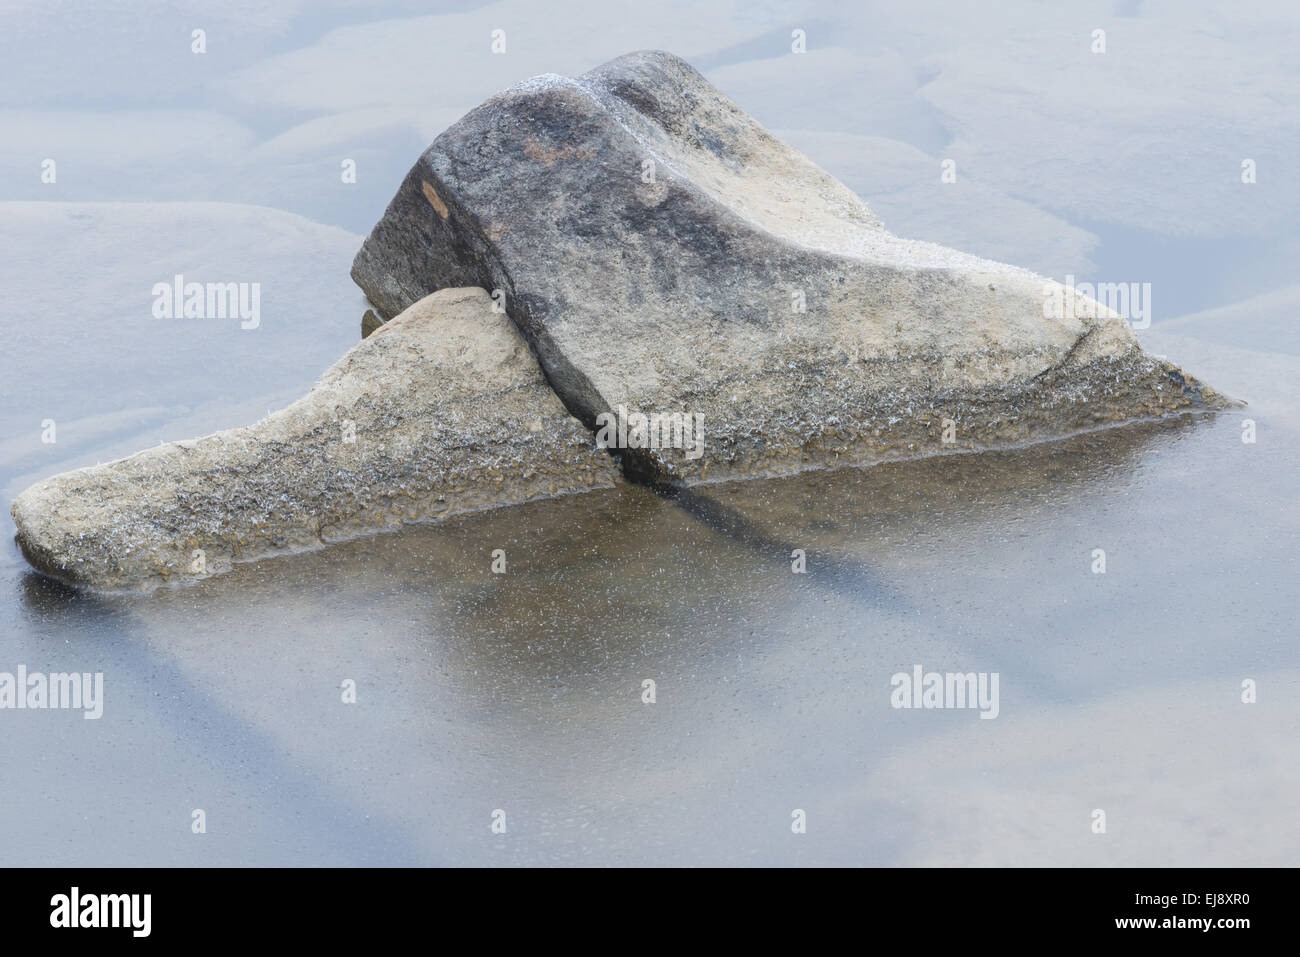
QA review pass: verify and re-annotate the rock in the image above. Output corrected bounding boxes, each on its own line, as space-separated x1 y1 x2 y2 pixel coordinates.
352 50 1233 486
361 308 383 338
11 288 618 589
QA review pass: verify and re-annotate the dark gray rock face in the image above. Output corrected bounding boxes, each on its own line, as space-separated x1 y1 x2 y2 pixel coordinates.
353 50 1231 485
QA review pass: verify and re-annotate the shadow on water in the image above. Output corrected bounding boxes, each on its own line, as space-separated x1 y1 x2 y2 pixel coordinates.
16 569 426 866
660 414 1197 589
5 411 1233 864
19 569 91 612
658 483 911 612
660 415 1209 699
67 415 1200 690
696 415 1202 541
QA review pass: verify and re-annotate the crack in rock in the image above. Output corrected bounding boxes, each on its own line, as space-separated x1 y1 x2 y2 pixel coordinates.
12 50 1236 589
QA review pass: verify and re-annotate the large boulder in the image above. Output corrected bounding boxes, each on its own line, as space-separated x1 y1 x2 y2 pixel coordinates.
352 50 1232 485
11 288 617 589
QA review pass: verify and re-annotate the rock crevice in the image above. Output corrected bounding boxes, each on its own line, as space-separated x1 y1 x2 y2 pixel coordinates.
12 50 1234 589
352 50 1232 488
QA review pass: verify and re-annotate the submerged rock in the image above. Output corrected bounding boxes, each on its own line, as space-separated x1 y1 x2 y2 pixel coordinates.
353 50 1232 485
11 288 617 589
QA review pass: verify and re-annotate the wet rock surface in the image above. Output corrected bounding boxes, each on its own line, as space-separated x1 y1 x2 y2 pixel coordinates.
11 51 1237 589
11 288 617 589
353 50 1232 486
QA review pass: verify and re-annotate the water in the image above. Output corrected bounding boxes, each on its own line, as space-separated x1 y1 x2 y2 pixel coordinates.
4 385 1297 864
2 0 1297 867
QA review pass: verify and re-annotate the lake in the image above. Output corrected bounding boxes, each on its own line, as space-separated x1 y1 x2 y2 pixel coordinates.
2 0 1296 866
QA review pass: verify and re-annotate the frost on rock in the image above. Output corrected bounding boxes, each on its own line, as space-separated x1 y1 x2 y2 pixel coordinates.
352 49 1233 487
10 289 618 590
12 51 1236 590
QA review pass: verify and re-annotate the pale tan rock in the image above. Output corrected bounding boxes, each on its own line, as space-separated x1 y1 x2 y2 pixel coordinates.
11 288 618 589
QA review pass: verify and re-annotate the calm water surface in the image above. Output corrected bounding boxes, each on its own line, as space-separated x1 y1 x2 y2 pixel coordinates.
2 0 1297 866
2 303 1295 864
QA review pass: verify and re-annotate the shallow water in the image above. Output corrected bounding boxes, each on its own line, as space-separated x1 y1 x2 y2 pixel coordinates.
3 388 1297 864
3 1 1298 867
